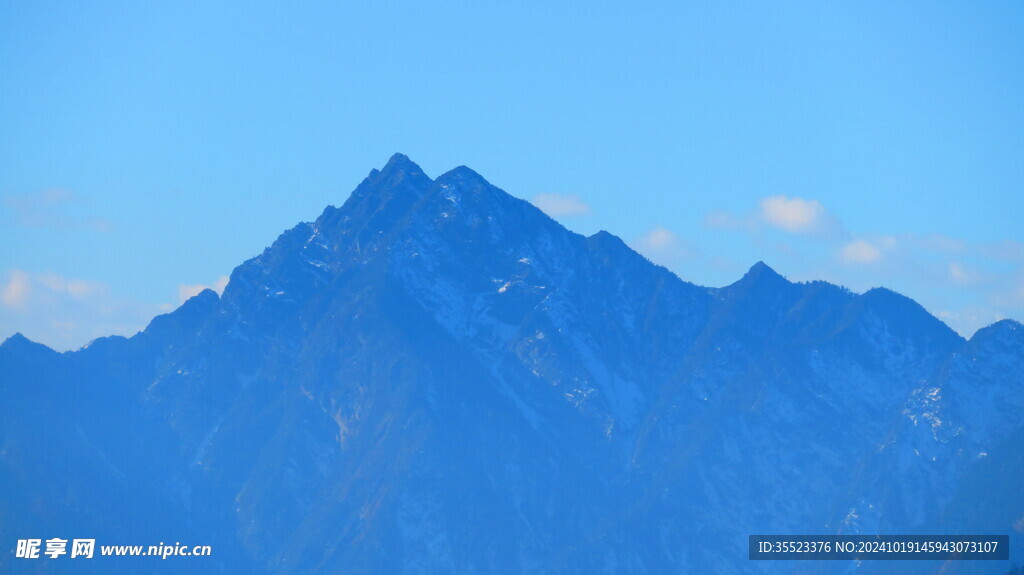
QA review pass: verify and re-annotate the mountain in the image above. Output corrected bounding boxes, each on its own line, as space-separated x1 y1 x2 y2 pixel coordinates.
2 154 1022 574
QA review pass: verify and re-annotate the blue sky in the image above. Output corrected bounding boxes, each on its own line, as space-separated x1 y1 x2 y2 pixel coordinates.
2 1 1022 350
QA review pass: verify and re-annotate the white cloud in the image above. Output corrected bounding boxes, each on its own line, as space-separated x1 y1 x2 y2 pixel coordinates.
1 270 31 309
759 195 826 233
948 262 985 285
2 189 113 231
700 195 1019 332
1 269 108 310
35 273 104 299
531 193 592 217
979 239 1024 264
918 233 968 255
990 277 1024 308
177 275 230 304
936 307 1007 338
840 239 883 264
706 195 839 237
704 210 757 232
632 227 694 267
638 227 678 251
0 269 161 351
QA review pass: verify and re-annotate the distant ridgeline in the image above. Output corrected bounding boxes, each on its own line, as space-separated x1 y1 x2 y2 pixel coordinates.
2 154 1022 575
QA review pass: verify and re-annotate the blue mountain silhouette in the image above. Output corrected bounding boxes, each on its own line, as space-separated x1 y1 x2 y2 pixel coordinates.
2 155 1022 574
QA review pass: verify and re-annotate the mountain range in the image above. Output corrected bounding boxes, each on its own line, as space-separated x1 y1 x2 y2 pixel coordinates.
2 154 1022 574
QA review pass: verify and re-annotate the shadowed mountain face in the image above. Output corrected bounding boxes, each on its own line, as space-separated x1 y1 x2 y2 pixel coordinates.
2 155 1022 574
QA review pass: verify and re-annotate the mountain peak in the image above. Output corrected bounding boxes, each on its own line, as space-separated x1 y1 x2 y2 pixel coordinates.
381 153 422 176
969 318 1024 345
335 154 433 225
1 332 31 348
435 164 489 189
732 261 789 290
5 155 1024 575
0 332 58 357
141 287 220 344
588 229 624 246
991 318 1023 332
357 153 432 196
587 229 637 260
747 260 780 277
848 286 964 347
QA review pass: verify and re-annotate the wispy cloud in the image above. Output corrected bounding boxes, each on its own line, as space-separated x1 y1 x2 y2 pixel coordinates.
633 226 694 266
978 239 1024 264
840 239 885 264
0 269 160 351
990 275 1024 309
0 269 107 310
531 193 592 217
704 210 757 233
936 307 1007 338
915 233 968 255
947 262 985 286
0 268 236 350
177 275 230 304
2 189 113 231
0 270 32 309
637 227 678 251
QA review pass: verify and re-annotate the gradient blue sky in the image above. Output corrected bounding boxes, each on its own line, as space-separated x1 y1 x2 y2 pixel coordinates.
2 1 1022 350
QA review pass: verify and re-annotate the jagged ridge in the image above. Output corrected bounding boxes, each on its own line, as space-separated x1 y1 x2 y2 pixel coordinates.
1 155 1021 575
